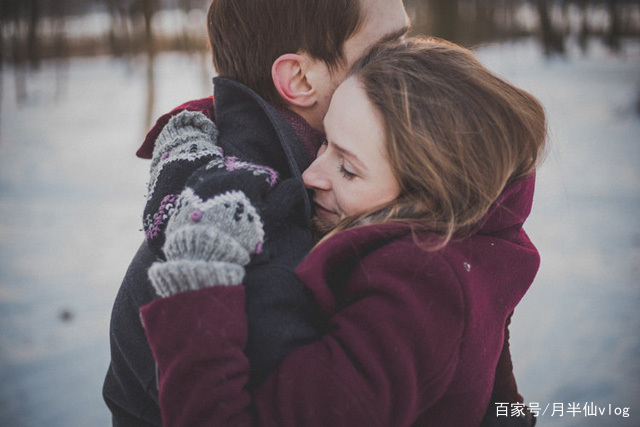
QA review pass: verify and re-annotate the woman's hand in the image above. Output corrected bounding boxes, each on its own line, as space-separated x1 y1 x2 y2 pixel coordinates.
148 189 265 297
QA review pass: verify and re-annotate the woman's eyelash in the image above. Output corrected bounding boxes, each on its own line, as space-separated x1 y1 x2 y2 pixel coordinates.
338 164 356 180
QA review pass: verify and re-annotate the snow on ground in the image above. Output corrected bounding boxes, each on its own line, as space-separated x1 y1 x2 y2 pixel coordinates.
475 38 640 426
0 52 213 426
0 38 638 426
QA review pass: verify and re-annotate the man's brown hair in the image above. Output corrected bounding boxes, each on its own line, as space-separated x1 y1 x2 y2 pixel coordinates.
207 0 363 106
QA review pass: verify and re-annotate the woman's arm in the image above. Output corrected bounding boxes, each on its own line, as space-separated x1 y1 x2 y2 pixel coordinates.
142 240 466 426
141 286 252 426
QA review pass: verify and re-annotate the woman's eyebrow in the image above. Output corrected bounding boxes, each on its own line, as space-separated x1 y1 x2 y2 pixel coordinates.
330 141 367 171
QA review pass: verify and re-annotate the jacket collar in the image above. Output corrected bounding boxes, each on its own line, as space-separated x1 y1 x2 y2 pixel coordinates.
136 81 324 167
213 77 312 179
473 173 536 236
275 106 325 160
308 173 537 254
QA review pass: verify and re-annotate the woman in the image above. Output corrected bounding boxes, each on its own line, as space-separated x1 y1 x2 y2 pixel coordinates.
141 37 546 426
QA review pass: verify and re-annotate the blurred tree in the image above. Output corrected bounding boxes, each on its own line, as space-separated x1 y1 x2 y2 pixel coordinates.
142 0 158 54
429 0 460 41
537 0 565 55
474 0 496 41
0 0 4 129
605 0 621 51
141 0 159 130
106 0 130 57
2 0 638 112
175 0 208 53
27 0 40 69
4 0 28 103
103 0 160 127
577 0 590 52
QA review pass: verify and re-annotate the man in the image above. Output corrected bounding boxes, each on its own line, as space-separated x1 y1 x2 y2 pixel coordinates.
103 1 410 425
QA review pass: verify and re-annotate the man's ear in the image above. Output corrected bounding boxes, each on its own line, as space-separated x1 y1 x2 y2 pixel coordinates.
272 53 318 108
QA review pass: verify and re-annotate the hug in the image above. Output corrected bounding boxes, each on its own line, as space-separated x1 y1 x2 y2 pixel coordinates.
104 1 545 426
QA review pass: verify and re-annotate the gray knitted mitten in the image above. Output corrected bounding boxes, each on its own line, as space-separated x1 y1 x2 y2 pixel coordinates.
149 110 221 186
144 110 223 254
148 189 265 297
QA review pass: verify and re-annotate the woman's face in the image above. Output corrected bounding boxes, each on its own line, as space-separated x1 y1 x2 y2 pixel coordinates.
302 77 401 226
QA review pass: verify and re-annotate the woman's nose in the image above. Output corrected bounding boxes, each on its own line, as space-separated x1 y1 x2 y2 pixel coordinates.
302 157 331 191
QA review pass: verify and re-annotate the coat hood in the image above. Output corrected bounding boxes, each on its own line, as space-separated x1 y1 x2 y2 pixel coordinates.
473 173 536 237
298 173 539 315
307 173 537 258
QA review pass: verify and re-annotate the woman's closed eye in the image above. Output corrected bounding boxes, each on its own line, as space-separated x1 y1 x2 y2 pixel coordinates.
338 163 357 180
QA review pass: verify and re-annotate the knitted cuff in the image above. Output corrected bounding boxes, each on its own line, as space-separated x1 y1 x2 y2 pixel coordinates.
163 224 250 265
150 110 220 172
144 111 223 253
148 260 245 297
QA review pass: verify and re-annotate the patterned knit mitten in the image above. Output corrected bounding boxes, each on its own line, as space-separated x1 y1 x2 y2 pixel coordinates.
144 111 222 254
148 189 264 297
149 110 221 181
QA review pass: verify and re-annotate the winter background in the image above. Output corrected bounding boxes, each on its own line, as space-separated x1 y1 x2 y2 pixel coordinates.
0 2 639 426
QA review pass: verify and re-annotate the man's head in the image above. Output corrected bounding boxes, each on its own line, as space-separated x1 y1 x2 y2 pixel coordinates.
207 0 409 131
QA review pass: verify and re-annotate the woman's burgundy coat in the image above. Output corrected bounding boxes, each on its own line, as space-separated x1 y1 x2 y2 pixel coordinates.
141 175 539 426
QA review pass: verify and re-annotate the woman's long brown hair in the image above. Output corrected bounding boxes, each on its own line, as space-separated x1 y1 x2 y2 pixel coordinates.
322 37 547 249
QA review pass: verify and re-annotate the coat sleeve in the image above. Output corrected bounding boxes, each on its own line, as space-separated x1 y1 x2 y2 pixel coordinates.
141 251 466 426
103 242 162 426
141 286 252 427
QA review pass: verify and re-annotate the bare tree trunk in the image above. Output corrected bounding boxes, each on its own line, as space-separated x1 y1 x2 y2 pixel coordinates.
53 16 69 101
142 0 157 130
145 56 156 131
578 0 590 53
12 13 28 104
27 0 40 69
429 0 459 42
475 0 496 41
179 0 191 53
605 0 621 52
143 0 156 54
0 0 5 133
537 0 565 55
106 0 123 56
505 0 520 37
